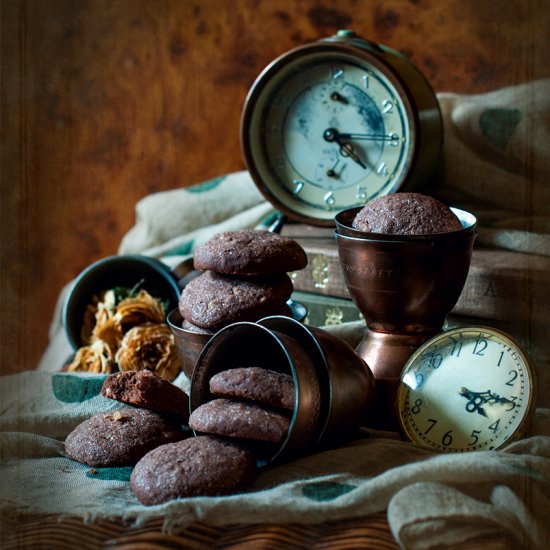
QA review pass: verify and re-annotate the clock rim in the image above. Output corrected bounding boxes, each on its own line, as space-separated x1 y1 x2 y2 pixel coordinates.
240 40 425 227
395 325 538 452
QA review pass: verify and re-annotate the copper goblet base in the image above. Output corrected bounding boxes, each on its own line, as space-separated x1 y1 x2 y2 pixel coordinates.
335 207 477 430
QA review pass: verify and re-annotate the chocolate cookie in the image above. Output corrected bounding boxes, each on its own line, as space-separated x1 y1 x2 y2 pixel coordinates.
65 408 184 467
189 398 291 443
179 271 293 330
101 370 189 421
130 435 256 505
352 193 462 235
193 229 307 276
209 367 295 411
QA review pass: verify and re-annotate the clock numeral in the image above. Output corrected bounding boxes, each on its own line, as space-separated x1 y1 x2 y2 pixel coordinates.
324 191 336 208
472 337 488 356
505 370 518 387
389 133 400 146
356 186 367 202
377 162 389 177
331 67 344 80
292 180 304 195
414 372 425 389
449 336 463 357
411 398 423 414
441 430 453 447
497 351 505 366
488 419 501 434
506 396 518 411
382 99 394 114
424 418 437 434
428 353 443 369
469 429 481 446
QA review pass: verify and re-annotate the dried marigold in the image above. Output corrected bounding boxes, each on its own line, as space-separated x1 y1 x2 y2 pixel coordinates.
114 289 165 335
66 340 115 374
115 323 180 380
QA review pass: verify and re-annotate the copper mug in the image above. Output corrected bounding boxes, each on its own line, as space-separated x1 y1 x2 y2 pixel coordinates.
335 207 477 428
189 316 375 466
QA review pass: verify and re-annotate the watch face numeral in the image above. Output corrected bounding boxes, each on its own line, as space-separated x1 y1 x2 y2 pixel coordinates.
441 430 453 447
424 418 437 434
292 179 304 194
505 370 518 386
331 66 344 80
411 398 423 414
497 351 505 366
356 186 367 201
362 75 369 88
323 191 336 208
488 419 501 434
472 337 488 356
376 162 389 177
469 429 481 446
382 99 393 114
448 336 463 357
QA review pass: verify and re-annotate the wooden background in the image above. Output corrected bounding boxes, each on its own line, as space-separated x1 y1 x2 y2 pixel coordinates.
1 0 549 375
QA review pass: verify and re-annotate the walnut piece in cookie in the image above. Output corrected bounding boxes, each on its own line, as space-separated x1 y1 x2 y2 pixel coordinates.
101 370 189 421
65 407 185 467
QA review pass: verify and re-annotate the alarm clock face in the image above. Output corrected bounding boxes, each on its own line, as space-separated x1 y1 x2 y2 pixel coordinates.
397 327 536 452
242 46 418 224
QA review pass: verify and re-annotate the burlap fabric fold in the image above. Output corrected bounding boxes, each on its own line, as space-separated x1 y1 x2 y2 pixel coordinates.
2 80 550 549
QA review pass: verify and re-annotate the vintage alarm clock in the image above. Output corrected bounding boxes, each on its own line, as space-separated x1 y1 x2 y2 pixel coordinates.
241 29 442 226
397 327 537 452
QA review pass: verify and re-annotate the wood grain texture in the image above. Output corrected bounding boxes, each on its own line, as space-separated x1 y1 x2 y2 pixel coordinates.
1 0 549 374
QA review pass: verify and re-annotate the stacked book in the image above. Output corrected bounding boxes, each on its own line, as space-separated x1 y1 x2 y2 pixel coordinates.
283 223 550 363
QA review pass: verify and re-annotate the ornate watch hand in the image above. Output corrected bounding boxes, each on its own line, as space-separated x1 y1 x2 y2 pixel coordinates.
323 128 367 169
459 387 516 418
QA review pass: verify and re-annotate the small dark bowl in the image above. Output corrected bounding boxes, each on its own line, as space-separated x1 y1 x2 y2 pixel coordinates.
168 300 308 379
64 255 181 350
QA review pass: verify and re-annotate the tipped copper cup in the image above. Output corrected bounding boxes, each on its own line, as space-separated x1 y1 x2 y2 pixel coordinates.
335 207 477 428
190 322 322 466
258 316 375 444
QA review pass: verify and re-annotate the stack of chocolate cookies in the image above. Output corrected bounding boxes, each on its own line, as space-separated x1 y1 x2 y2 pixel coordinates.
178 229 308 332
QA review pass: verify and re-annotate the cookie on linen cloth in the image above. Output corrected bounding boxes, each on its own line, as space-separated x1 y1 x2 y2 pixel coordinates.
65 408 184 467
101 370 189 421
352 192 462 235
193 229 307 276
130 435 256 505
209 367 295 411
189 398 291 444
178 271 293 330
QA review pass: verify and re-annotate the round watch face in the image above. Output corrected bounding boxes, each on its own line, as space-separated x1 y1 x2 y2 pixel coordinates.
242 45 418 224
397 327 536 452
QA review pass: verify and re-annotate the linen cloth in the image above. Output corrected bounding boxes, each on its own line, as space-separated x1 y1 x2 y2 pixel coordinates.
2 81 550 549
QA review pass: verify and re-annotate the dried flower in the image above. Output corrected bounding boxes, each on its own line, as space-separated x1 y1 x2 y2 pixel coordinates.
115 323 180 380
114 289 165 335
66 340 115 374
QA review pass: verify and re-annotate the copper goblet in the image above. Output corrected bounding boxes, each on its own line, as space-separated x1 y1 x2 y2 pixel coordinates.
335 207 477 428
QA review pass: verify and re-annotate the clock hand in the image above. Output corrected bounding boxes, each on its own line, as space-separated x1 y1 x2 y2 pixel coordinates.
459 387 516 418
323 128 367 169
339 132 400 143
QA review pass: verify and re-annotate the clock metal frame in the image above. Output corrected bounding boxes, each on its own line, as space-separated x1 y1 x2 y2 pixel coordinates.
396 326 537 452
240 31 443 226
